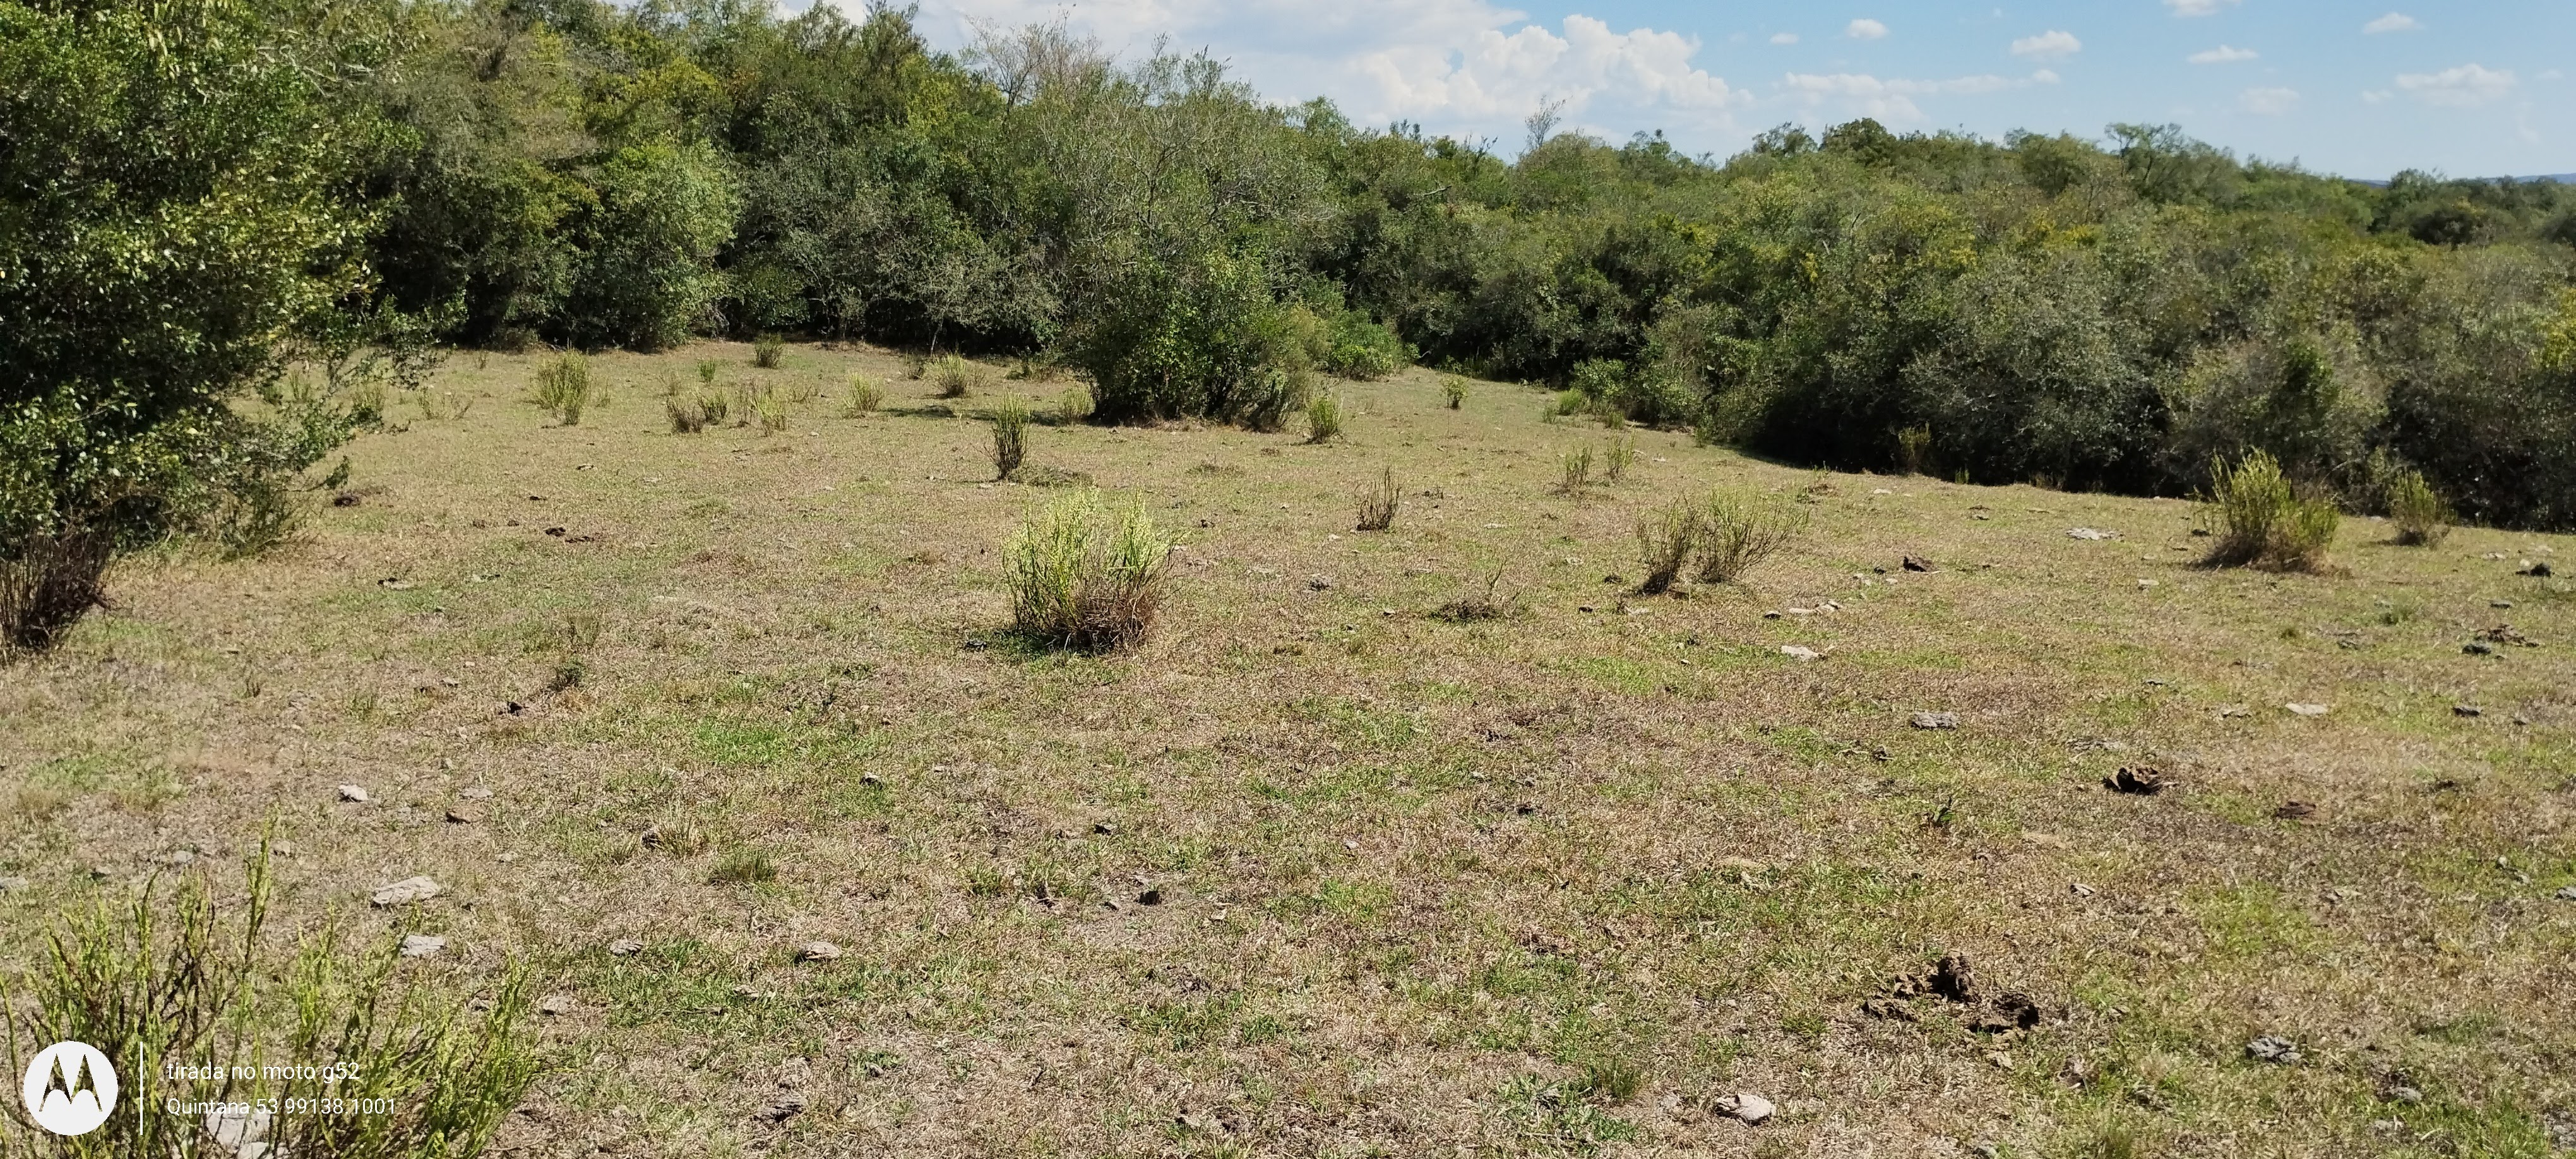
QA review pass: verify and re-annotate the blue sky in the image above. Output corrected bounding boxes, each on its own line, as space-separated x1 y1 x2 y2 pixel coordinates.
895 0 2573 179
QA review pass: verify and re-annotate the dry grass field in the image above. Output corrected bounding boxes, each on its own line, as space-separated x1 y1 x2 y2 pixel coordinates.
4 342 2573 1158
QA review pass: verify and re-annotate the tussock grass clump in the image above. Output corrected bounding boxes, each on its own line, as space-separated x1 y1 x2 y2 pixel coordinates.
418 390 474 420
2384 467 2452 546
1895 425 1933 475
696 359 721 385
1441 376 1469 409
992 396 1031 480
1557 445 1594 496
1006 491 1176 653
1434 571 1522 621
928 354 977 398
1602 436 1637 483
1057 384 1094 424
751 333 785 369
698 389 731 426
1 526 113 655
1696 488 1808 584
1633 498 1699 594
1305 391 1345 443
1356 468 1400 531
3 838 541 1156
709 846 777 884
2199 451 2340 571
749 387 788 434
845 376 884 415
667 396 708 433
530 351 593 425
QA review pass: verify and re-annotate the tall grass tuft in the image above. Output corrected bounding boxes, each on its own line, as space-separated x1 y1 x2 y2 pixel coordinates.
749 386 787 434
1006 492 1176 653
698 389 731 427
1633 499 1700 594
1306 391 1345 443
929 354 977 398
1441 376 1469 410
751 333 785 369
1356 468 1401 531
1557 445 1594 496
1895 425 1934 475
2384 467 2452 546
845 375 884 416
1057 384 1095 424
0 835 542 1156
1696 487 1808 584
2199 451 2339 571
530 351 592 425
1602 436 1638 483
0 526 114 655
667 396 708 433
992 396 1031 480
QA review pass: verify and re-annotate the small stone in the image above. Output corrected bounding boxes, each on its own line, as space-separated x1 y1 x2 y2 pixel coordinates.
2066 527 2116 540
1967 1141 2001 1159
755 1093 807 1124
2274 800 2317 820
1138 887 1164 906
1712 1093 1775 1125
1093 821 1118 835
1780 645 1823 662
2246 1035 2301 1064
537 995 573 1016
2285 703 2330 717
2492 600 2514 609
2453 705 2484 718
2554 887 2576 902
337 784 371 803
2464 641 2496 656
371 876 441 906
1902 555 1935 573
1909 711 1960 730
2070 883 2096 896
398 934 448 958
2104 766 2168 795
796 941 845 962
460 787 494 799
1307 575 1335 591
444 807 479 824
0 877 30 893
2390 1086 2424 1105
609 938 645 956
2519 561 2553 578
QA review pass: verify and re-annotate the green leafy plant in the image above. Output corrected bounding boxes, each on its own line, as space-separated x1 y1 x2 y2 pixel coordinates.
697 360 722 386
1441 376 1469 410
1356 468 1400 531
1005 491 1177 652
992 396 1031 480
1696 488 1808 584
2199 451 2340 571
530 352 593 425
1895 425 1934 475
709 847 778 884
1306 391 1345 443
1634 498 1699 594
698 390 732 427
0 837 542 1158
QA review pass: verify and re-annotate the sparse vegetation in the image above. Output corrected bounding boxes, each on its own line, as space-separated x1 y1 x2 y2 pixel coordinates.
531 352 593 425
845 376 884 415
698 389 731 426
1433 570 1521 621
1306 391 1345 443
2385 467 2452 546
1633 497 1699 595
708 845 777 884
2200 451 2340 571
667 396 709 433
992 396 1031 480
1602 436 1637 483
1005 491 1175 652
1557 445 1594 495
1356 468 1400 531
1696 487 1808 583
748 386 787 434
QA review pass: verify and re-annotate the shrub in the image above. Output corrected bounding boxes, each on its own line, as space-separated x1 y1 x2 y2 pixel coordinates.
530 352 592 425
1 838 542 1156
1558 445 1594 495
2199 451 2339 571
1603 436 1638 483
1306 391 1345 443
993 396 1031 480
2385 468 2452 546
1356 468 1400 531
1320 312 1407 380
667 396 708 433
752 333 785 368
1697 489 1808 583
1058 385 1095 424
1441 376 1469 409
1006 491 1176 652
1061 244 1304 427
1634 499 1700 595
846 376 884 416
929 354 977 398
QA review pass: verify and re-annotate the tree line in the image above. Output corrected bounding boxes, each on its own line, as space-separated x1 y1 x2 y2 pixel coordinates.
6 0 2575 648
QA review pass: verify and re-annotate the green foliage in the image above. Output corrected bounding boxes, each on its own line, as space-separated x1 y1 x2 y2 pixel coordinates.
2199 451 2340 571
698 389 732 426
748 386 787 434
1305 391 1345 443
992 396 1032 479
0 840 541 1158
1697 488 1808 583
530 352 594 425
2385 467 2452 545
1441 376 1469 409
559 142 738 351
1005 491 1176 652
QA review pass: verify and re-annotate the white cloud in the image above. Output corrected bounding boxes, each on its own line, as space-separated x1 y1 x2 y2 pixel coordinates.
2188 45 2258 64
2008 30 2081 60
2164 0 2241 16
1770 32 1799 45
2396 63 2517 107
2239 87 2299 116
2363 13 2421 34
1846 18 1888 40
1782 69 2055 124
908 0 1754 149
